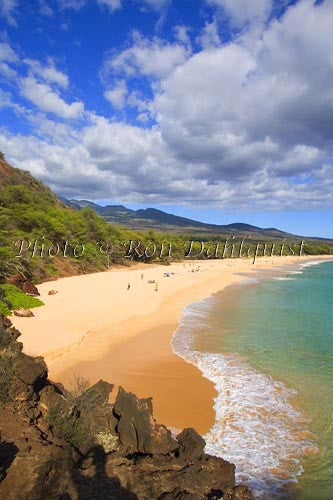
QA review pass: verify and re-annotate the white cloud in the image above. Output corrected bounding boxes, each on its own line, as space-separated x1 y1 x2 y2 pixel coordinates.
97 0 122 13
137 112 149 122
24 59 69 88
196 20 221 49
0 42 18 78
104 33 190 80
1 0 333 212
20 76 84 119
0 42 17 62
104 80 127 108
0 88 25 114
207 0 272 28
173 25 191 47
0 0 18 26
0 62 17 78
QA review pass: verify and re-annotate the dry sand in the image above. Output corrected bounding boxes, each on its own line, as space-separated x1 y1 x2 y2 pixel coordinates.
11 255 331 434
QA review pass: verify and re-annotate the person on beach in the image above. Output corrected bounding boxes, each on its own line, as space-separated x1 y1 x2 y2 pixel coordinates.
127 282 131 290
155 282 159 292
141 273 144 280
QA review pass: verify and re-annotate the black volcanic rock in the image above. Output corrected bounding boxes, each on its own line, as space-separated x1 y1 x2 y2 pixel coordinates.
176 427 206 459
13 354 47 387
0 315 253 500
113 386 177 455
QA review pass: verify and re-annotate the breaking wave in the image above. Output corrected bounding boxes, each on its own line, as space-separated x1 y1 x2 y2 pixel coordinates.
172 299 317 499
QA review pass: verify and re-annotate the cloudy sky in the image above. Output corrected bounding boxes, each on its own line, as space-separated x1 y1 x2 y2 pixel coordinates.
0 0 332 237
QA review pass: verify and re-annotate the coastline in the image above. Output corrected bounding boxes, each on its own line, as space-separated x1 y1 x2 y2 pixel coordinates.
11 255 332 434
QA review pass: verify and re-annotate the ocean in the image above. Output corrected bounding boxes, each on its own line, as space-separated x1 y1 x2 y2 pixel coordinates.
172 259 333 500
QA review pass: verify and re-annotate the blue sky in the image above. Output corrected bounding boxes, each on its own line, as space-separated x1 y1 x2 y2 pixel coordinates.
0 0 332 238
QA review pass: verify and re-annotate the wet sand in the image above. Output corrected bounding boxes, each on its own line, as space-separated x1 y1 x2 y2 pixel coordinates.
12 256 331 434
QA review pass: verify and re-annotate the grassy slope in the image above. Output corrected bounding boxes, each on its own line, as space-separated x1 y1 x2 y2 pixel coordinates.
0 157 186 283
0 155 332 289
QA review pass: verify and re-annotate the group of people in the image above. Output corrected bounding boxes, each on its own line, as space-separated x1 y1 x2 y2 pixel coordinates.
127 273 158 291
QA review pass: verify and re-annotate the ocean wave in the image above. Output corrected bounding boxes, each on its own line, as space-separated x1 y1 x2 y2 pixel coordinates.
274 277 295 281
172 300 317 499
300 259 332 268
236 277 261 285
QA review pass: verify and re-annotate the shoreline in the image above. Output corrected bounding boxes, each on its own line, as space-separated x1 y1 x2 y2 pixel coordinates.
11 255 332 434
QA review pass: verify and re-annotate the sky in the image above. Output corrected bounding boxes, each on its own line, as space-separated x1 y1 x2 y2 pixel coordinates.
0 0 332 238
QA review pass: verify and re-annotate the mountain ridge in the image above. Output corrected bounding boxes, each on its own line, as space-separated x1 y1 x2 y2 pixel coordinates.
62 197 331 242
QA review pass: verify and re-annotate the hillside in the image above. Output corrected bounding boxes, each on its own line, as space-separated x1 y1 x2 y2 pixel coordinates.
0 156 173 285
63 198 332 243
0 154 332 295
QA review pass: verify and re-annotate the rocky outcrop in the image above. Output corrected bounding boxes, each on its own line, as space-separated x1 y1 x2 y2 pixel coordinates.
113 387 177 455
7 274 40 296
13 308 34 317
0 315 253 500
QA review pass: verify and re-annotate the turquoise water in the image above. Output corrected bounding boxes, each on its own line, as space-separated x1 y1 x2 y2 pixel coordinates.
172 260 333 499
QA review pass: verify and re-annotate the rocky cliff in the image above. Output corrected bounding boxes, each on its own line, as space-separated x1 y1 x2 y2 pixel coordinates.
0 315 253 500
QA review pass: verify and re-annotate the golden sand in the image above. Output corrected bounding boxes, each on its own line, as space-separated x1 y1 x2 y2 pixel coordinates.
12 256 331 434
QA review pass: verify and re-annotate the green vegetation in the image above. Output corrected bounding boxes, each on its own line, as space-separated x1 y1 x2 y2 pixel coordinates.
46 403 86 447
0 157 187 282
46 375 114 449
0 153 332 286
0 284 44 316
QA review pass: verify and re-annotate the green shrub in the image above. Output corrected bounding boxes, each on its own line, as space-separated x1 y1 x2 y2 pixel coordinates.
0 301 11 316
46 404 85 447
0 284 44 314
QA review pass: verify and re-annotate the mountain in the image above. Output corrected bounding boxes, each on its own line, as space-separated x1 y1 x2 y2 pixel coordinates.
63 198 330 242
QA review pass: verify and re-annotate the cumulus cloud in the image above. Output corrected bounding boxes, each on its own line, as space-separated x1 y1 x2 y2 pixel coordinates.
1 0 333 211
104 80 127 108
0 42 17 62
19 76 84 119
196 19 221 49
24 59 69 88
0 42 18 78
173 25 191 47
104 33 190 80
207 0 272 28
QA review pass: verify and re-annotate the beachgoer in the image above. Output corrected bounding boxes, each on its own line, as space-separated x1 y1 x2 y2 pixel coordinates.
127 283 131 290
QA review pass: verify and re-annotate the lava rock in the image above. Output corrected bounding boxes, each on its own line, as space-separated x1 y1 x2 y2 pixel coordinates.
13 309 34 318
176 428 206 459
114 387 178 455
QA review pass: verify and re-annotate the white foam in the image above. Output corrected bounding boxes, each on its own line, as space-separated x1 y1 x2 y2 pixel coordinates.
237 277 261 285
274 277 295 281
290 271 303 275
172 300 317 499
300 259 332 268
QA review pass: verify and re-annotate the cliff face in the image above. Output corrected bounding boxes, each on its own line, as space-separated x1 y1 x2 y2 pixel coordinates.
0 315 253 500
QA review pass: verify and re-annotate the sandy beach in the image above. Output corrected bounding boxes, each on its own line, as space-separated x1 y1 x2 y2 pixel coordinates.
11 255 331 434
